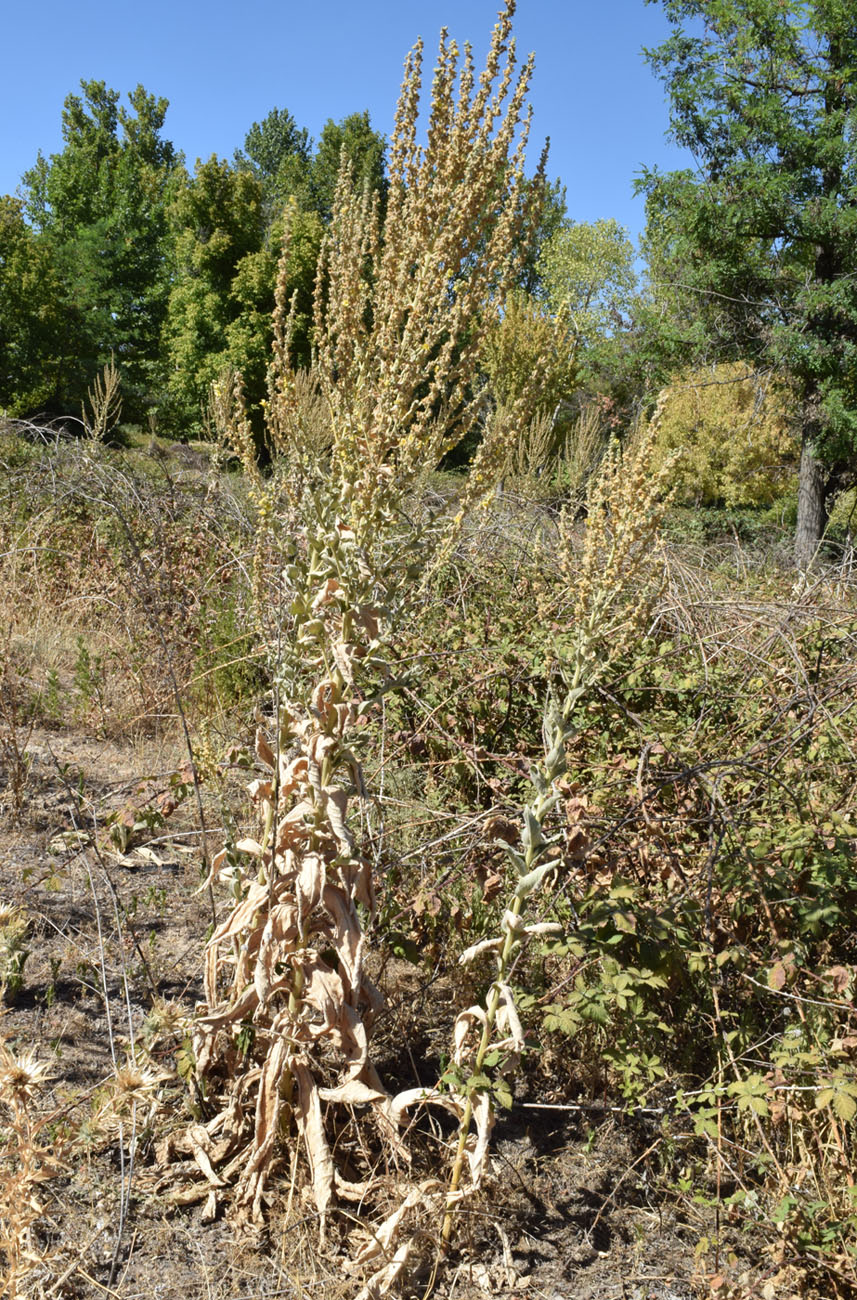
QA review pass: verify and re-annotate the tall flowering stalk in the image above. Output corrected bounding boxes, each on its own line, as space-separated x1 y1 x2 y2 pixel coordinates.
164 3 555 1264
308 2 548 532
441 424 674 1243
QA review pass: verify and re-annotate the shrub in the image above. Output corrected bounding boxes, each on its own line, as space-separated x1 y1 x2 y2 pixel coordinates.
648 362 798 506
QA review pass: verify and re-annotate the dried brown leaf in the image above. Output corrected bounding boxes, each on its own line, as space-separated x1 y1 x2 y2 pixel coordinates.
255 729 277 770
292 1057 335 1229
453 1006 488 1064
187 1126 227 1188
207 880 269 946
324 785 354 851
466 1091 495 1187
311 577 343 610
319 1079 388 1105
234 1036 290 1221
297 851 327 914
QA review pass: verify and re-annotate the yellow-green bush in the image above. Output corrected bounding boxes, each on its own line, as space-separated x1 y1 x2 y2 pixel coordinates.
482 290 578 415
649 363 798 506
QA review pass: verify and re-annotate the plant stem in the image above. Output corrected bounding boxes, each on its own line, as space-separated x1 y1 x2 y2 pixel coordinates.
441 890 527 1244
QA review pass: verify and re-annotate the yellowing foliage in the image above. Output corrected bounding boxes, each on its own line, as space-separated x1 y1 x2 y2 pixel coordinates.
482 290 578 414
649 364 798 506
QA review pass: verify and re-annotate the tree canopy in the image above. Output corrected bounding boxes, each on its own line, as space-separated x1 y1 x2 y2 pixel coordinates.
639 0 857 565
0 197 67 413
0 86 391 431
233 107 312 224
16 80 181 418
537 217 637 352
0 71 648 466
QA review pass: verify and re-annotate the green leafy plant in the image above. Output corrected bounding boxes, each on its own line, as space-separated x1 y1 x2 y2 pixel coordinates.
72 635 105 726
0 906 29 1003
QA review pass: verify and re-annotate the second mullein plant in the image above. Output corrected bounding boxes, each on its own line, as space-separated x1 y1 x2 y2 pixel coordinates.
440 420 673 1246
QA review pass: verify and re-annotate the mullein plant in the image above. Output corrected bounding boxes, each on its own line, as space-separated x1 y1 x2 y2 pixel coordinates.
160 4 558 1275
312 423 674 1297
439 419 674 1248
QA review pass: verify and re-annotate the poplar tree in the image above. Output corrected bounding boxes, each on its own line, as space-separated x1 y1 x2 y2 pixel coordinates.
307 111 387 222
233 107 312 225
161 158 264 429
0 198 67 414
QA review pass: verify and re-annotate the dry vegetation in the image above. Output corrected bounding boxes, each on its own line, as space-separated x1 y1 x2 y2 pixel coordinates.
2 7 857 1300
3 407 857 1300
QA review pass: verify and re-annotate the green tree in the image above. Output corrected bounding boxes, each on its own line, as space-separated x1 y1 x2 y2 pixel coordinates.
531 217 639 427
518 177 568 295
224 204 323 405
639 0 857 567
0 197 68 413
537 217 637 353
308 111 387 221
161 157 264 431
163 158 324 435
164 110 382 434
234 107 312 224
648 363 798 505
21 81 180 418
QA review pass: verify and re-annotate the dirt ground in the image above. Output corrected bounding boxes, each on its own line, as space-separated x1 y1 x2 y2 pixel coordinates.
0 725 751 1300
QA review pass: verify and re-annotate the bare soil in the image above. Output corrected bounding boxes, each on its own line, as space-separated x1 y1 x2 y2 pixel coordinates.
0 723 751 1300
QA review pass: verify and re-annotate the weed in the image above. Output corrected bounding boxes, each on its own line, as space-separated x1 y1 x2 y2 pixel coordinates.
82 355 122 443
0 906 30 1003
0 628 35 820
0 11 855 1300
73 635 106 727
38 667 64 725
167 10 558 1294
0 1038 63 1296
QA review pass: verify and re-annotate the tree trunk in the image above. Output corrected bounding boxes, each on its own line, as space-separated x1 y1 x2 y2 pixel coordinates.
795 433 828 570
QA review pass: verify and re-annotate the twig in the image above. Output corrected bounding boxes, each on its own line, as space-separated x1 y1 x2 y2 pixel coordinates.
739 969 856 1011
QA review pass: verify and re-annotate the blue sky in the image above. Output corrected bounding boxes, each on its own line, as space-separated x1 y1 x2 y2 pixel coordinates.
1 0 692 245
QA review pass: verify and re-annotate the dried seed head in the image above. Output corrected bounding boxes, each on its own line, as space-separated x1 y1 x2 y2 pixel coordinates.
264 0 544 536
142 998 186 1044
0 1042 52 1103
111 1060 168 1103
